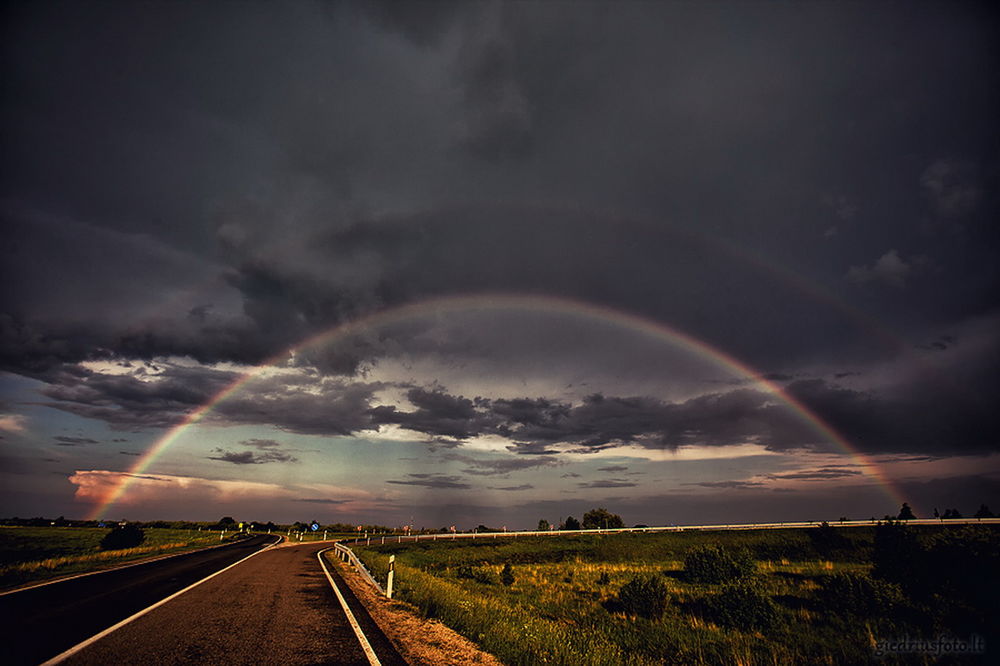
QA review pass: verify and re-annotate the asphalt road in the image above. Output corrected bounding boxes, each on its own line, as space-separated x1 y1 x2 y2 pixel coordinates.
0 535 278 665
40 541 404 665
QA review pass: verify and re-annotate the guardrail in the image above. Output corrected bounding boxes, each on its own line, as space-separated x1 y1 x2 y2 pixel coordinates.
345 517 1000 546
332 542 385 596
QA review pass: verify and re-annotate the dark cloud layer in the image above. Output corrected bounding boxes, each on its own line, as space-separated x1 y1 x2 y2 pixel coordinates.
207 448 298 465
27 358 1000 458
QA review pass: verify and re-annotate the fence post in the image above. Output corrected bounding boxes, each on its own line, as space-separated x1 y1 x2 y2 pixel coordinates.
386 555 395 599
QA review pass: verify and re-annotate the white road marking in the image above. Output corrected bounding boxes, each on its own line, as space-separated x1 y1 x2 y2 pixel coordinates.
39 536 280 665
318 547 381 666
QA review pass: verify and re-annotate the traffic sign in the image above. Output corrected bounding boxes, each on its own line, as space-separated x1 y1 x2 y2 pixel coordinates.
310 521 320 531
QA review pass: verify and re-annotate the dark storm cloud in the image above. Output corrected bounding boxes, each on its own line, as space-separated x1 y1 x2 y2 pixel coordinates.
208 448 298 465
440 452 560 477
33 361 383 436
597 465 629 473
489 484 534 492
577 479 638 489
386 474 471 489
370 387 489 440
208 377 384 436
53 436 98 446
2 0 996 385
767 467 862 481
690 480 765 489
293 498 350 505
39 363 238 430
240 439 283 450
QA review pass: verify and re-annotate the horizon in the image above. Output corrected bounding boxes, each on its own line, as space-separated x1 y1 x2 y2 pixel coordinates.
2 2 998 527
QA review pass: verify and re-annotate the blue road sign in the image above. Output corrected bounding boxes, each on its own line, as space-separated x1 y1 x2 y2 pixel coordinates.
310 522 319 531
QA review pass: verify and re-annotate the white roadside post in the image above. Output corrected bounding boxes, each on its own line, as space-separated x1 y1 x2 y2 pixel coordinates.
386 555 395 599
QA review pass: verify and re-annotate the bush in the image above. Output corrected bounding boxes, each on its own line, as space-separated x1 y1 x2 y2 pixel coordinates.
501 563 515 586
809 522 849 557
703 578 778 632
99 524 145 551
818 572 904 618
617 575 669 619
456 564 497 585
871 520 923 586
684 544 756 584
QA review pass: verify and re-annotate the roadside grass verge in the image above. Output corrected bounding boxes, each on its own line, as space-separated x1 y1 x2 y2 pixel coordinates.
349 526 997 664
0 526 229 590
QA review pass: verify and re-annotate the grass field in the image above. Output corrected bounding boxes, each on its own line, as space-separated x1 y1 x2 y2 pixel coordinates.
344 526 998 664
0 526 232 590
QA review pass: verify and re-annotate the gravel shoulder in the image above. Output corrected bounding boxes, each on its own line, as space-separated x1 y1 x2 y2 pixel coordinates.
328 553 502 666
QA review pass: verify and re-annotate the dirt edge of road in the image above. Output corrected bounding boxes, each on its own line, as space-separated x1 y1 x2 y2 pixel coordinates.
329 555 502 666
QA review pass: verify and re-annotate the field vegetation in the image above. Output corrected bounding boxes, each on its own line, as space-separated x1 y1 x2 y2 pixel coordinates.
345 524 998 664
0 525 231 590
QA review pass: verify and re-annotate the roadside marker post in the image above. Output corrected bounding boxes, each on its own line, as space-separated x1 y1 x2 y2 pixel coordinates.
386 555 395 600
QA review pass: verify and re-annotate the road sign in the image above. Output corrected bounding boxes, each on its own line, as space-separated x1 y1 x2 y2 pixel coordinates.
310 522 320 531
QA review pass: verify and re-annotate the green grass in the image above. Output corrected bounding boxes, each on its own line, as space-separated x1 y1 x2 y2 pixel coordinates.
340 526 997 665
0 526 232 590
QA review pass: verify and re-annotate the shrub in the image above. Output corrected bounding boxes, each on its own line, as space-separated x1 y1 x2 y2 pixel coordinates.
809 521 849 557
871 520 923 586
99 524 145 551
501 563 515 586
617 574 669 619
456 564 497 585
818 572 904 618
703 578 777 632
684 544 756 583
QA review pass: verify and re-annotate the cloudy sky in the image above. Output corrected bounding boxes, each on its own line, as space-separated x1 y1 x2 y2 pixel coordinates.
2 1 998 528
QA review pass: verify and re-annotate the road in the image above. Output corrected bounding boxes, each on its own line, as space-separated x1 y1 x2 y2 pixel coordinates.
0 534 277 664
1 537 405 665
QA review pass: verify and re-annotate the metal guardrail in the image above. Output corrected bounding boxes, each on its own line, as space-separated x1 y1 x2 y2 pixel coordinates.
344 517 1000 546
333 542 385 596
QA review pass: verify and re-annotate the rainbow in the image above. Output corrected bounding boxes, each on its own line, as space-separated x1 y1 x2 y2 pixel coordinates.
88 293 908 519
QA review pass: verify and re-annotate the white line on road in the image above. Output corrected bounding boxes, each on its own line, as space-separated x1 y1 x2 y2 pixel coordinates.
318 547 381 666
39 536 280 666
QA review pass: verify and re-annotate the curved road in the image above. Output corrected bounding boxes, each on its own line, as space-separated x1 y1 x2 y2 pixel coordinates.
1 537 406 665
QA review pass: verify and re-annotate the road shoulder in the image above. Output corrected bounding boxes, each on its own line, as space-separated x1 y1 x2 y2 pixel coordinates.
328 553 501 666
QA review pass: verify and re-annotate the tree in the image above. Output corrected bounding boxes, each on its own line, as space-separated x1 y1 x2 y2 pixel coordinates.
582 507 624 530
942 508 963 519
563 516 580 530
537 519 551 531
973 504 995 519
897 503 916 520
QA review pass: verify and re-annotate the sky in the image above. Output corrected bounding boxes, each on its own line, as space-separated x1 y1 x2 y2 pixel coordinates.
1 1 998 529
